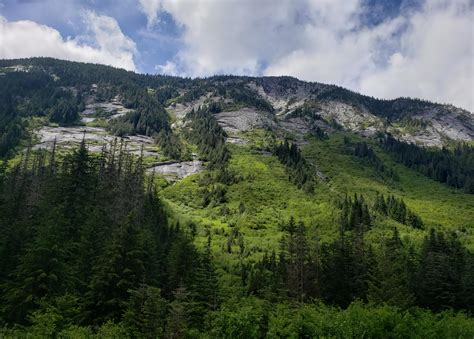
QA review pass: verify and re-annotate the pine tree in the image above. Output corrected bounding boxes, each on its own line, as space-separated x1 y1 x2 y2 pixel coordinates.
285 220 308 301
368 228 414 308
123 285 167 338
414 229 465 311
165 287 196 339
86 213 147 323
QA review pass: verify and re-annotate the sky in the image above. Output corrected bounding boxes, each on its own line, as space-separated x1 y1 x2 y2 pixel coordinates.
0 0 473 111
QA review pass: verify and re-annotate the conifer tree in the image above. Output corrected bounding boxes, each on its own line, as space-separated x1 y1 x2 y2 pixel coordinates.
123 285 167 338
368 228 414 307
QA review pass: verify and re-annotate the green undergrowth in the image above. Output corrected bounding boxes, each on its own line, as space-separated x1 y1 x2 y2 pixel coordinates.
161 144 338 268
303 132 474 249
2 300 472 338
161 129 474 262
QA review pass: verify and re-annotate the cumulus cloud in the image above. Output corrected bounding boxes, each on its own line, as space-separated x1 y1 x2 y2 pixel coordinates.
0 11 137 71
358 0 474 111
146 0 473 111
138 0 161 28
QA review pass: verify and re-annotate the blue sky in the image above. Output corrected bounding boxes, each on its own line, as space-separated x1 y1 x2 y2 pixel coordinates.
0 0 473 110
0 0 182 72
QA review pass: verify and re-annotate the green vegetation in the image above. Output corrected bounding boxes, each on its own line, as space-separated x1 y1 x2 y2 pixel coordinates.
343 137 399 184
274 140 316 193
381 134 474 193
2 299 472 338
185 105 230 169
302 133 474 244
374 193 424 229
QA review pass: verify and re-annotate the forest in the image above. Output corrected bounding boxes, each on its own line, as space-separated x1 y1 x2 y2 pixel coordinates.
0 142 472 337
381 134 474 193
273 140 315 193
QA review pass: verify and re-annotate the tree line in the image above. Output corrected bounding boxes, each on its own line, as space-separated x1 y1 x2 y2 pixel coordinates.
0 143 472 337
0 141 218 337
380 134 474 193
273 140 315 193
339 193 423 231
244 217 473 312
344 137 399 183
186 106 230 170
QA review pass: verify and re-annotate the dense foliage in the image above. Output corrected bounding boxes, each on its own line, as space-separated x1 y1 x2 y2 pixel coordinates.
245 218 473 312
0 144 472 336
273 140 315 193
0 90 25 157
0 142 219 336
381 135 474 193
339 194 372 231
109 85 171 138
344 138 399 183
186 106 230 169
0 70 82 157
1 58 473 337
373 193 424 229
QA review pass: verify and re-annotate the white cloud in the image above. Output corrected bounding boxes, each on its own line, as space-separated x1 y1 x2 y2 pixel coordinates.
0 11 137 71
358 0 474 111
138 0 161 28
156 60 178 75
147 0 473 111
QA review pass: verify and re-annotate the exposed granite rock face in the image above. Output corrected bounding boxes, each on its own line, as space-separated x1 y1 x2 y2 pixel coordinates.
34 126 202 181
246 77 474 147
81 95 133 122
167 94 228 125
29 69 473 163
33 126 159 156
316 101 384 135
161 76 473 147
215 108 276 134
279 117 311 136
148 160 204 180
247 78 325 116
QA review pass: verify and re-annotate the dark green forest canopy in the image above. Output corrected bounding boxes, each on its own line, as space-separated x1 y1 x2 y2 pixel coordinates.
0 143 472 337
380 134 474 193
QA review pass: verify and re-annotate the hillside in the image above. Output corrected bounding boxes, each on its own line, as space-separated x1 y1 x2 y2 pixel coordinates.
0 58 473 337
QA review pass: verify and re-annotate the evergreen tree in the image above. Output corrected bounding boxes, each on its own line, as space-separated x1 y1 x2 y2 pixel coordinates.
414 230 465 311
123 285 167 338
368 228 414 308
86 213 148 323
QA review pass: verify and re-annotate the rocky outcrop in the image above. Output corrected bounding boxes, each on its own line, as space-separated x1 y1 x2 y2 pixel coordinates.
34 126 159 156
215 108 276 134
148 160 203 180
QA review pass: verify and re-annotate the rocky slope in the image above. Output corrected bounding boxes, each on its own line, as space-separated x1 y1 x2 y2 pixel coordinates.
167 76 474 147
2 58 472 158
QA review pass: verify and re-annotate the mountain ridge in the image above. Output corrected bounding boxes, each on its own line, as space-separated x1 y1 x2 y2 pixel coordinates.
1 57 473 149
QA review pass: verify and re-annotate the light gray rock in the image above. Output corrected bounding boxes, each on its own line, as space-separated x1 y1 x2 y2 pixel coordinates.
33 126 159 157
148 160 204 180
215 108 275 134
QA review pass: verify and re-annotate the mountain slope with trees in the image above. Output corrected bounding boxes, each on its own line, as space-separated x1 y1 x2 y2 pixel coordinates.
0 58 473 337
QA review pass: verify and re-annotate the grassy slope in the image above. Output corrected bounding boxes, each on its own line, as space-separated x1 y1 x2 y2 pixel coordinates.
303 132 474 249
161 129 474 266
162 144 337 271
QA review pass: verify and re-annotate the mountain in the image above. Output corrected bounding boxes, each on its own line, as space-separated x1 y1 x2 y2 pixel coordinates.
0 58 473 337
168 75 474 147
2 58 473 147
